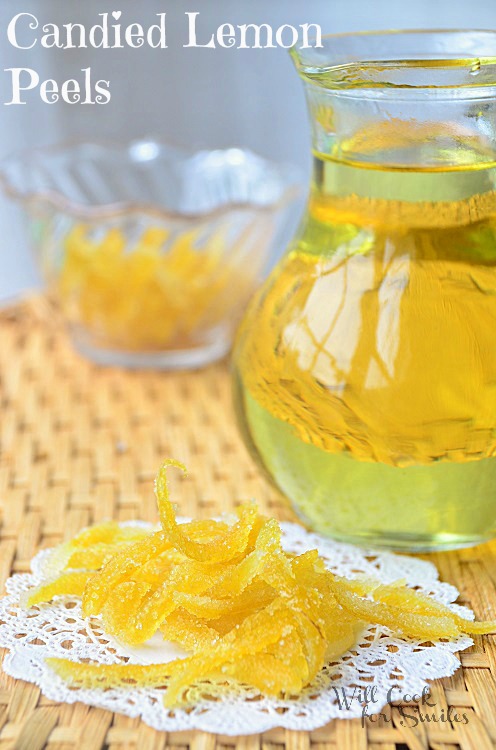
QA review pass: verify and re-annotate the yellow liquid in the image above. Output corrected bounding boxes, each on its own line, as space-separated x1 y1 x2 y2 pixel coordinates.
233 145 496 550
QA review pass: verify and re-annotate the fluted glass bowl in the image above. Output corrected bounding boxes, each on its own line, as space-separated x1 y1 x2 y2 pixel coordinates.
0 140 301 368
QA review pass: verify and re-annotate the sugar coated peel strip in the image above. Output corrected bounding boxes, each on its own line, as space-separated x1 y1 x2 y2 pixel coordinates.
155 459 258 563
21 571 94 608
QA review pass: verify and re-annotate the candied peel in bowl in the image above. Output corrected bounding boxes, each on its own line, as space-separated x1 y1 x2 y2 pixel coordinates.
58 223 256 351
19 459 496 707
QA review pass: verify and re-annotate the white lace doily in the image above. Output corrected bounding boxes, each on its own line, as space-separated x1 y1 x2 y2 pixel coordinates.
0 521 473 735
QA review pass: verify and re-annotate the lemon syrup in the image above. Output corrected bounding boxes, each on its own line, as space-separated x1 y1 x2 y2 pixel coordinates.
234 145 496 550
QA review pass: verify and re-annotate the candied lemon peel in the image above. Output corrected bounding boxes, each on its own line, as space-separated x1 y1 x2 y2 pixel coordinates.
20 460 496 707
57 224 255 350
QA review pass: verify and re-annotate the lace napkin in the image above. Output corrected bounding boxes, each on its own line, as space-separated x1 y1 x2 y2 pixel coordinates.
0 521 472 735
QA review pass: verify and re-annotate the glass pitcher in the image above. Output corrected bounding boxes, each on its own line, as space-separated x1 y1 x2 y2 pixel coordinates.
232 30 496 551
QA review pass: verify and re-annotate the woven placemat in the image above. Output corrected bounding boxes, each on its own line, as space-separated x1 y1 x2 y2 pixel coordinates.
0 295 496 750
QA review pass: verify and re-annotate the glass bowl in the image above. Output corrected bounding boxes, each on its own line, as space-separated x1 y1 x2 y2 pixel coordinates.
0 140 301 368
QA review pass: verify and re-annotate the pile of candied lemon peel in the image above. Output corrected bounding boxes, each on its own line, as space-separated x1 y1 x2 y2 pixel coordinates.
57 224 254 350
20 459 496 707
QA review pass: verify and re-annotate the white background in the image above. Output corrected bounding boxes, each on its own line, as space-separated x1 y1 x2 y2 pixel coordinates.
1 0 495 300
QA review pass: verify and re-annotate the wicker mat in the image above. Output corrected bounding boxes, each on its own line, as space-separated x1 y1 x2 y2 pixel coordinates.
1 296 496 750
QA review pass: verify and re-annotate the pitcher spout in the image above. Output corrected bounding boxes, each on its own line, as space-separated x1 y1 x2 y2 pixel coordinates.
290 29 496 170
